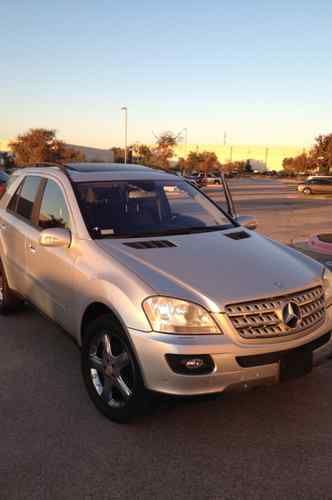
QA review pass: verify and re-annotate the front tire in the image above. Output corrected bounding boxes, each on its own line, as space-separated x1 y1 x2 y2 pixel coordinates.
81 314 150 423
303 187 312 195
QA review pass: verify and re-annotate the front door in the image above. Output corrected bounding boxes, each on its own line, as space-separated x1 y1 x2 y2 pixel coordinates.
26 178 75 329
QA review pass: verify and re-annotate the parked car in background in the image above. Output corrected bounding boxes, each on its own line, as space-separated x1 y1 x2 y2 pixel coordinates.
1 163 332 423
0 171 9 198
196 173 222 187
182 174 199 188
298 176 332 195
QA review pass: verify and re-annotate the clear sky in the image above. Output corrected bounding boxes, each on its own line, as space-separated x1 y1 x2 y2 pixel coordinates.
1 0 332 148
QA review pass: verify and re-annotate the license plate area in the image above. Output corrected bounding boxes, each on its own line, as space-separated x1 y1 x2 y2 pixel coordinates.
279 350 313 382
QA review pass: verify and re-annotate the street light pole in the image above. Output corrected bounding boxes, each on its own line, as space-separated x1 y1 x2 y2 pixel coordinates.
183 127 188 157
121 106 128 164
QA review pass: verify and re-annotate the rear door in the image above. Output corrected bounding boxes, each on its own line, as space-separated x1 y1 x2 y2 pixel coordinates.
0 175 43 295
318 178 332 194
26 178 75 328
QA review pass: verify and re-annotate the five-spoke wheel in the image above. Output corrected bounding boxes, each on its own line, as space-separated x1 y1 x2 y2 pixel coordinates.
89 331 133 408
81 314 150 422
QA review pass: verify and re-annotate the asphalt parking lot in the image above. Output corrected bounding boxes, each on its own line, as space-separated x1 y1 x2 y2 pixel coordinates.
2 177 332 499
206 177 332 243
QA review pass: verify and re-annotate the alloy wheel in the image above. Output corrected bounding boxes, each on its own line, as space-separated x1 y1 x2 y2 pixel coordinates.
88 331 134 408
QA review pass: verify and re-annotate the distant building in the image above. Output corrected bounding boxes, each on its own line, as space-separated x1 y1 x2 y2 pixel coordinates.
1 137 305 170
0 139 10 151
174 144 306 171
66 144 114 162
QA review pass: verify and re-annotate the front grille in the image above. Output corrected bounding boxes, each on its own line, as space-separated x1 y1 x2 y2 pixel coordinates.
225 286 325 339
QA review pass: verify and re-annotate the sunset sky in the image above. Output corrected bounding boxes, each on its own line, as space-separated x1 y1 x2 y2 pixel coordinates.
1 0 332 148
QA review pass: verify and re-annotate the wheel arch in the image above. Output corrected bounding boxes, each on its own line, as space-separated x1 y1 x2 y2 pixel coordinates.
80 301 127 345
79 300 148 388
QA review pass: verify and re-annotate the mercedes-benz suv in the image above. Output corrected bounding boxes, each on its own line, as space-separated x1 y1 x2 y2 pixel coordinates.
1 162 332 422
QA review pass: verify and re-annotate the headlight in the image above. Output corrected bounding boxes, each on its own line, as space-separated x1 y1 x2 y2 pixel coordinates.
143 296 221 334
323 267 332 305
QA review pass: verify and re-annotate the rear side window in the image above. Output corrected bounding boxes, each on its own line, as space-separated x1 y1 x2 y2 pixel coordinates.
8 176 42 222
38 180 70 230
7 180 23 212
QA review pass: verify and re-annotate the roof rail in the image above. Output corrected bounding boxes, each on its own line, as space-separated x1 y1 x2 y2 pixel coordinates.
22 161 72 180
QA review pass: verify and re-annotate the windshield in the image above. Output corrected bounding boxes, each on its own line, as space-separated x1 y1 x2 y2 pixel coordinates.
76 179 235 238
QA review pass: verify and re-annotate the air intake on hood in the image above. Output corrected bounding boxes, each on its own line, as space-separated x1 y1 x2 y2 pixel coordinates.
123 240 177 249
225 231 250 240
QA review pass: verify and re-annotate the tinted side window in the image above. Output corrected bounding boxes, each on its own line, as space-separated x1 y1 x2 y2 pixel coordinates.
316 179 329 185
16 176 42 221
38 180 70 230
7 180 23 212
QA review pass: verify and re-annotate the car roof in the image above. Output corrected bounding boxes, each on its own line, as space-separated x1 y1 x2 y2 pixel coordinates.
16 162 179 183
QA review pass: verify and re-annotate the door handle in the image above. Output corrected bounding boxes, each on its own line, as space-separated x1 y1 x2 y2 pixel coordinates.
28 243 36 254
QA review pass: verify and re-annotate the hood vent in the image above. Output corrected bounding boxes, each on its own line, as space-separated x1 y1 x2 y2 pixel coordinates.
225 231 250 241
123 240 177 249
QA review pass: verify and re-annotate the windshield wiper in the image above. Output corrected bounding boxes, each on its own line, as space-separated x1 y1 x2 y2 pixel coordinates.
160 225 231 235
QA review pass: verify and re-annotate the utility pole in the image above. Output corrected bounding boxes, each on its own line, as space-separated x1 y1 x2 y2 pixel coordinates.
121 106 128 164
224 131 227 146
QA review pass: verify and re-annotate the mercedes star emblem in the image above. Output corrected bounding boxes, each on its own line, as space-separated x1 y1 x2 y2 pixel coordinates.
282 301 301 329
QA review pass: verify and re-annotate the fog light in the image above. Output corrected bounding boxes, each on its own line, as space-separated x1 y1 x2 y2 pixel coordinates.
165 354 214 375
184 358 205 370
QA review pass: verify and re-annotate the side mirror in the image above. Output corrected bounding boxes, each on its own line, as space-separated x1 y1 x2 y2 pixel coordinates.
236 215 257 230
39 228 71 248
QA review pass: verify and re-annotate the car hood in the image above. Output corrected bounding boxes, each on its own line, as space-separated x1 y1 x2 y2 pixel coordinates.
96 229 323 312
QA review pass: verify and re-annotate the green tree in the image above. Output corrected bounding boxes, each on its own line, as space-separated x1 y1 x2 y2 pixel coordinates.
9 128 84 166
282 133 332 175
282 153 314 175
310 134 332 174
131 143 153 165
153 132 178 169
180 151 220 174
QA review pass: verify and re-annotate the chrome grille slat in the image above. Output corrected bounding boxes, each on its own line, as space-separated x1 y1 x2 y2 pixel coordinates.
226 286 325 339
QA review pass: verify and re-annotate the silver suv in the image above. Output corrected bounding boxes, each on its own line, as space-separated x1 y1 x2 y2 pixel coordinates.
1 163 332 422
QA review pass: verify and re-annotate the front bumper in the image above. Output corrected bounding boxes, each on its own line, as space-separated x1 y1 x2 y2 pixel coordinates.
129 306 332 396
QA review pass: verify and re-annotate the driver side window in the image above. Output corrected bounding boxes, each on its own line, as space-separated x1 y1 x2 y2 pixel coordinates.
38 180 71 230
